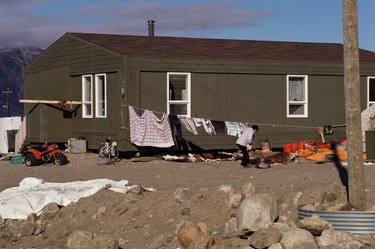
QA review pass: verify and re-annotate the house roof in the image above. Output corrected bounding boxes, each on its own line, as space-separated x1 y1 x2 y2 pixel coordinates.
69 32 375 63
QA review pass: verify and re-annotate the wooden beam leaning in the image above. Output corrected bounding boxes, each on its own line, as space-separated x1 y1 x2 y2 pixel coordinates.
19 99 82 105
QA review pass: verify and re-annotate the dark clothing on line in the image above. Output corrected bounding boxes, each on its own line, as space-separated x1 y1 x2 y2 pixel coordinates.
211 120 226 134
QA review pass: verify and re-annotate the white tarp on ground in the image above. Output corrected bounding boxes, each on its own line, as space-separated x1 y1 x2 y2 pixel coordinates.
0 177 141 220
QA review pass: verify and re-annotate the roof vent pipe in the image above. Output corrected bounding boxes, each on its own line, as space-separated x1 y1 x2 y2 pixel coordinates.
147 20 155 36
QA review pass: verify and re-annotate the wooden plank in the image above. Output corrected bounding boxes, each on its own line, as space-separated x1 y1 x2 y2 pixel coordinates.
131 156 163 162
19 99 82 104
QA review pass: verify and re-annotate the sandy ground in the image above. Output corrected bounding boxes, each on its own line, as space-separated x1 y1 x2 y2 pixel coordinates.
1 153 375 248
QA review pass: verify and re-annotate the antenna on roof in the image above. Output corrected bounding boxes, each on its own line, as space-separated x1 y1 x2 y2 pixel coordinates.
147 20 155 37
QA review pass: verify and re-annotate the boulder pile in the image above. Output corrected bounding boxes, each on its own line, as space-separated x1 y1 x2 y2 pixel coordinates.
1 181 374 249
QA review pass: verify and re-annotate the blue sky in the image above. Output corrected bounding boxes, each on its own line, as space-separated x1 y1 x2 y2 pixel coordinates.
0 0 374 52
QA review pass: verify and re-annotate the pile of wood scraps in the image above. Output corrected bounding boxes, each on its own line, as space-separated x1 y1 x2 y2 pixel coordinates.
297 147 366 162
162 151 236 163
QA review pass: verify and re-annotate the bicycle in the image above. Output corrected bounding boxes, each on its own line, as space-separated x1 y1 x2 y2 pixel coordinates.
98 137 119 161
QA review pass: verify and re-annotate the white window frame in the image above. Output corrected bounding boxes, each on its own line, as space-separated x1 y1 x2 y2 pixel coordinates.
82 75 93 118
95 73 107 118
367 76 375 107
287 75 308 118
167 72 191 117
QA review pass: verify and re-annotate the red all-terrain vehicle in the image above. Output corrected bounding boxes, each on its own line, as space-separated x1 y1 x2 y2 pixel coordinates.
23 142 68 166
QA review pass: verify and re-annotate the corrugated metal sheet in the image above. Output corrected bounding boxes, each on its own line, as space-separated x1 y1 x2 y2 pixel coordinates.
298 205 375 235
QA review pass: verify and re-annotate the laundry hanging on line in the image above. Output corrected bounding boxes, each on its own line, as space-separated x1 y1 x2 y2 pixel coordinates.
192 118 216 135
225 121 241 137
211 120 226 135
128 105 254 145
128 106 175 148
178 116 198 135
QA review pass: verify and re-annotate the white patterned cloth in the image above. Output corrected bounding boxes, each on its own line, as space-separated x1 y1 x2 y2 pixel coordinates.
225 121 241 137
192 118 216 135
178 116 198 135
129 106 175 147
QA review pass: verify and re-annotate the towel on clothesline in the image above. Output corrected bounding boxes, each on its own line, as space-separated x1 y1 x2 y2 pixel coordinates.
225 121 241 137
193 118 216 135
129 106 175 148
178 116 198 135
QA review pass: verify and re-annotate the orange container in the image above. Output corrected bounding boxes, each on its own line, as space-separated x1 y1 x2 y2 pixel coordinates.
284 143 292 153
296 141 305 151
318 143 331 149
292 142 298 152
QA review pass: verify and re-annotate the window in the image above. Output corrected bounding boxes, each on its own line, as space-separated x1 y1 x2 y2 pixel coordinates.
82 75 93 118
95 74 107 118
82 73 107 118
287 75 308 118
367 76 375 107
167 72 191 117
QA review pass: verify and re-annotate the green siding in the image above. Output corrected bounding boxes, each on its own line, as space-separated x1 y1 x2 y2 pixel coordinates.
25 37 68 74
193 73 228 120
128 70 348 150
127 56 350 76
25 34 125 149
24 34 375 152
140 72 167 113
24 66 73 142
26 34 124 75
67 38 124 75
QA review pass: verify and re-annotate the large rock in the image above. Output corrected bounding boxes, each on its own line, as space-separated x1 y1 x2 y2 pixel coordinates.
176 220 203 249
26 213 38 224
66 230 93 249
271 222 291 234
301 203 325 211
236 194 278 235
227 192 242 209
248 226 281 249
88 234 119 249
315 228 363 249
280 228 318 249
187 235 213 249
222 217 237 238
40 202 60 220
356 235 375 248
211 240 235 249
268 243 283 249
19 223 36 237
197 222 210 237
241 182 256 199
295 215 330 235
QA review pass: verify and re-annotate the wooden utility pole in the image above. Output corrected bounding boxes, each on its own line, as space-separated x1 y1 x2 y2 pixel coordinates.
2 87 13 117
343 0 366 210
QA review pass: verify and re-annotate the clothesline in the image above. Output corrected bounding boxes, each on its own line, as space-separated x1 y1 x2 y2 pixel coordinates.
122 104 165 115
121 104 338 130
